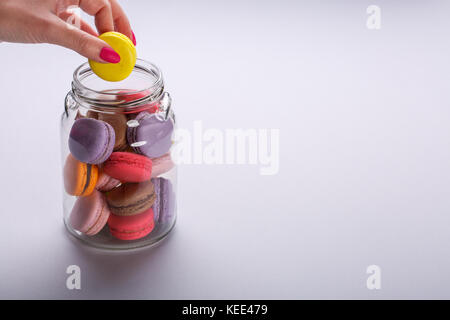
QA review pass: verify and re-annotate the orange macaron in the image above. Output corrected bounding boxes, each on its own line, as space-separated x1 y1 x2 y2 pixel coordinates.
64 154 99 196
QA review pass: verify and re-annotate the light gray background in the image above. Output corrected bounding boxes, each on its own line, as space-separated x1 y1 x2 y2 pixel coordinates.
1 0 450 299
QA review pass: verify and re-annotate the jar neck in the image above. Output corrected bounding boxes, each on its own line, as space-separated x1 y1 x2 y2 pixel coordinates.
70 59 165 113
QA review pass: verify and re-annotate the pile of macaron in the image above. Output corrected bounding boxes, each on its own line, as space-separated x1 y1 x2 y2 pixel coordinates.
64 102 175 241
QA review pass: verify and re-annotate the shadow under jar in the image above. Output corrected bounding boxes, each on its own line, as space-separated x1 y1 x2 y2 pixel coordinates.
61 59 177 250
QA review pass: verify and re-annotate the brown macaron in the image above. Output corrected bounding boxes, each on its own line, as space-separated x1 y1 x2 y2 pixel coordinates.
105 180 156 216
75 111 85 120
97 113 128 151
85 110 99 119
121 144 136 154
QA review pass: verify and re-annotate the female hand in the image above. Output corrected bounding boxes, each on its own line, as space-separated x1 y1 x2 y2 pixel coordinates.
0 0 136 63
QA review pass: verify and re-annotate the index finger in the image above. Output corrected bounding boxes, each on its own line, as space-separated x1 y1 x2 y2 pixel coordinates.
78 0 114 34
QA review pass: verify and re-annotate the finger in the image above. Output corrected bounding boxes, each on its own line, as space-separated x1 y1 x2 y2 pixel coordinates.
48 18 118 63
78 0 114 34
79 18 99 37
57 12 99 37
109 0 133 43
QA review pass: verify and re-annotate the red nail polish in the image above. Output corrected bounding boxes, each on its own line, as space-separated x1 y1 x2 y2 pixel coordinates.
131 31 137 46
100 47 120 63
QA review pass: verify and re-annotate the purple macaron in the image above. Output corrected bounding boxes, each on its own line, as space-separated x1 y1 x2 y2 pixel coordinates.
151 178 175 224
69 118 115 165
127 112 174 158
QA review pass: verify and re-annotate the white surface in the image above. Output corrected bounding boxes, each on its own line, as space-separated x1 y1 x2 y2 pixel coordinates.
1 0 450 299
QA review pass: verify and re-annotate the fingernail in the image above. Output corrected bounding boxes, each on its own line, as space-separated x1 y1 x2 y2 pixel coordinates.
100 47 120 63
131 31 137 46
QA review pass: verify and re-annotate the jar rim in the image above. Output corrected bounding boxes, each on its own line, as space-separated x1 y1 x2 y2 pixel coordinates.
71 59 164 110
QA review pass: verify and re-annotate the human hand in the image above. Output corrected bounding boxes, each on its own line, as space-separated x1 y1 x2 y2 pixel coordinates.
0 0 136 63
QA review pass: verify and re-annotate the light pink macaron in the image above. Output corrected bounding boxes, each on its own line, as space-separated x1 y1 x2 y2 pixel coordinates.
151 153 175 178
96 171 121 192
69 191 111 236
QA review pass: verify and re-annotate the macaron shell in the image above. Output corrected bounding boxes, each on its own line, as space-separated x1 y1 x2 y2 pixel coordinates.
108 208 155 240
97 113 128 151
103 152 152 183
75 111 85 120
106 180 156 216
117 89 151 103
125 104 159 117
64 154 84 195
127 112 174 158
151 178 161 222
118 90 159 115
151 178 175 224
89 32 136 82
97 120 117 163
162 179 176 223
151 153 174 178
122 145 136 153
69 118 115 165
96 171 121 192
86 110 99 119
64 154 98 196
69 191 111 236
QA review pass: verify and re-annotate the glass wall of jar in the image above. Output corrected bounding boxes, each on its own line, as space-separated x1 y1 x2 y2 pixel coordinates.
61 59 176 250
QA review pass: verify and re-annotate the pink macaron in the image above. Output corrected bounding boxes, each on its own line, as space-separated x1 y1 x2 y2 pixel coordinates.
117 90 159 114
69 190 111 236
151 153 175 178
107 208 155 240
103 152 152 183
96 171 121 192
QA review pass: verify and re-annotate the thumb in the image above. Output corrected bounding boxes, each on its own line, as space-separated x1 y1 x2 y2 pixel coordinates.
48 19 119 63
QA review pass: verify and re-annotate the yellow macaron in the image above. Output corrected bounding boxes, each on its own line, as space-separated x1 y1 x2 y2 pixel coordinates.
89 32 137 82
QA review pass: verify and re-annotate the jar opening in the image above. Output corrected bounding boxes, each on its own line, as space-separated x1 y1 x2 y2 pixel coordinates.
71 59 164 111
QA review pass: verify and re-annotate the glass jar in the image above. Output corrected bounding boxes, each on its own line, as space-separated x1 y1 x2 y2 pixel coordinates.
61 59 177 250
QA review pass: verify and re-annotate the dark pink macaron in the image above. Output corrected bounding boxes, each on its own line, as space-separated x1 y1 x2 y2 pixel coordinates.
108 208 155 240
103 152 152 183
